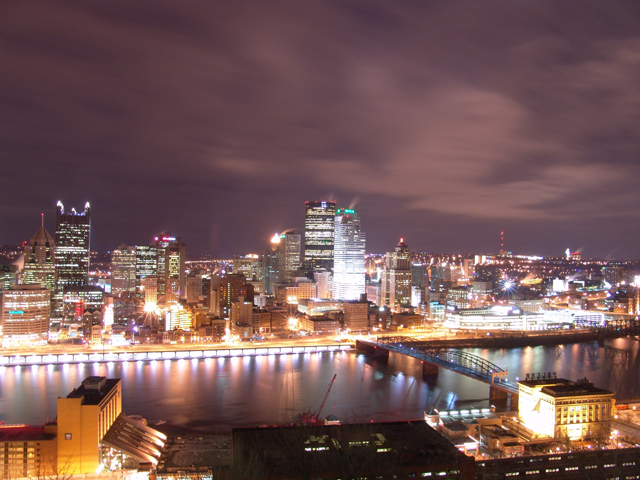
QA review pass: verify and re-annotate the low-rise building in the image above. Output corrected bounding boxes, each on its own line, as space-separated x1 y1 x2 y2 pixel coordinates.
518 376 614 440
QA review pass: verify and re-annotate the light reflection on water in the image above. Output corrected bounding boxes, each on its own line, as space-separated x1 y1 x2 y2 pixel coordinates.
1 339 638 434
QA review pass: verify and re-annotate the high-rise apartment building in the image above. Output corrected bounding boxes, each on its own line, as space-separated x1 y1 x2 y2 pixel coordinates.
304 200 336 271
22 219 56 293
333 208 366 300
54 201 91 317
110 246 137 294
381 238 412 310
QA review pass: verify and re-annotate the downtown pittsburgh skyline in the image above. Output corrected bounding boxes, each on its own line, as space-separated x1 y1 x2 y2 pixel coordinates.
2 2 640 259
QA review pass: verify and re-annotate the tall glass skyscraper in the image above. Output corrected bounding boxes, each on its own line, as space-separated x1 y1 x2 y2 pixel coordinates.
54 201 91 316
304 200 336 271
333 208 366 300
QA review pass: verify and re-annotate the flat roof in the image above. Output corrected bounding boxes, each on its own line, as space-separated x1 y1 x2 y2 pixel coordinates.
0 425 55 443
518 378 613 397
66 377 120 405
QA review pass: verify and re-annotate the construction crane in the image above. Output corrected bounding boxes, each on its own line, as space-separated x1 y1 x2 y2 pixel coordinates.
300 374 337 425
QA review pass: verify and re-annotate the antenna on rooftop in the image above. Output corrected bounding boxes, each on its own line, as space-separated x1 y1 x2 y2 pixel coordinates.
500 231 504 255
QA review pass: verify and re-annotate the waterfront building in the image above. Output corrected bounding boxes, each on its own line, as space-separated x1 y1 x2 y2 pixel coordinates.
304 200 337 271
231 420 475 480
0 283 50 347
342 299 369 332
381 238 412 310
54 201 91 316
0 424 58 478
57 377 122 474
165 307 193 331
333 208 366 300
110 245 137 294
22 220 56 293
300 314 340 334
517 376 614 440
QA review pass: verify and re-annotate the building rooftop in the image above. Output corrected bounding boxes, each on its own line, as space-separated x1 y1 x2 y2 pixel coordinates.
232 420 473 478
65 376 120 405
0 425 56 443
517 377 613 397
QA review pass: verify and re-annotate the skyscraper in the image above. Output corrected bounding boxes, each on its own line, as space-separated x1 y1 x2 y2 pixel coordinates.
332 208 366 300
22 216 56 293
277 230 301 283
110 245 137 294
304 200 337 272
135 244 157 288
154 234 186 304
54 201 91 316
381 238 412 310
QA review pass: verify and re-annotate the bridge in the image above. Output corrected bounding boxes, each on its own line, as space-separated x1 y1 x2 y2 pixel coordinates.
356 336 519 401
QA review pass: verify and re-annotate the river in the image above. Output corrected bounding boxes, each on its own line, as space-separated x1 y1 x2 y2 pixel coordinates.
1 337 638 434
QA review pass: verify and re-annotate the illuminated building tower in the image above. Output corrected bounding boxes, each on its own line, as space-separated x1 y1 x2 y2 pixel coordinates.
57 377 122 474
304 200 337 271
332 208 366 300
210 273 254 318
0 284 50 347
22 215 56 293
135 244 157 288
381 238 412 310
154 234 186 304
54 201 91 316
277 230 301 284
260 234 281 295
110 246 136 294
233 254 260 280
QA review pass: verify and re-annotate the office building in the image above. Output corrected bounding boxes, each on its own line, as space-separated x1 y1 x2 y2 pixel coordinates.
304 200 336 271
278 230 301 283
233 254 260 280
518 376 614 440
54 201 91 316
135 244 157 287
210 273 254 318
343 299 369 332
381 238 412 310
22 219 56 293
260 235 281 295
186 275 202 304
332 208 366 300
0 284 50 347
110 245 136 294
155 235 186 304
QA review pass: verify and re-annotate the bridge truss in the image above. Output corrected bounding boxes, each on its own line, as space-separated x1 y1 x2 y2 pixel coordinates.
375 336 518 393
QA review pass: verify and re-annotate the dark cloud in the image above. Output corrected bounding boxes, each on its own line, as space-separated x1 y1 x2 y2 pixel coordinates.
2 1 640 258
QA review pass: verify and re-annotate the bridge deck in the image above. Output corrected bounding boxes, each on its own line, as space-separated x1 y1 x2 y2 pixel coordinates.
361 337 519 394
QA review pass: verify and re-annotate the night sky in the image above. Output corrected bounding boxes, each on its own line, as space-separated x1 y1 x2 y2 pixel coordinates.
2 2 640 259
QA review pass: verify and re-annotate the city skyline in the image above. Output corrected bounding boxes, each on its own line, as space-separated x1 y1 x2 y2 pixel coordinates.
3 2 640 258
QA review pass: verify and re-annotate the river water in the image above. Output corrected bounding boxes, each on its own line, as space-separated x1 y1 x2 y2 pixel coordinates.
1 337 638 434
